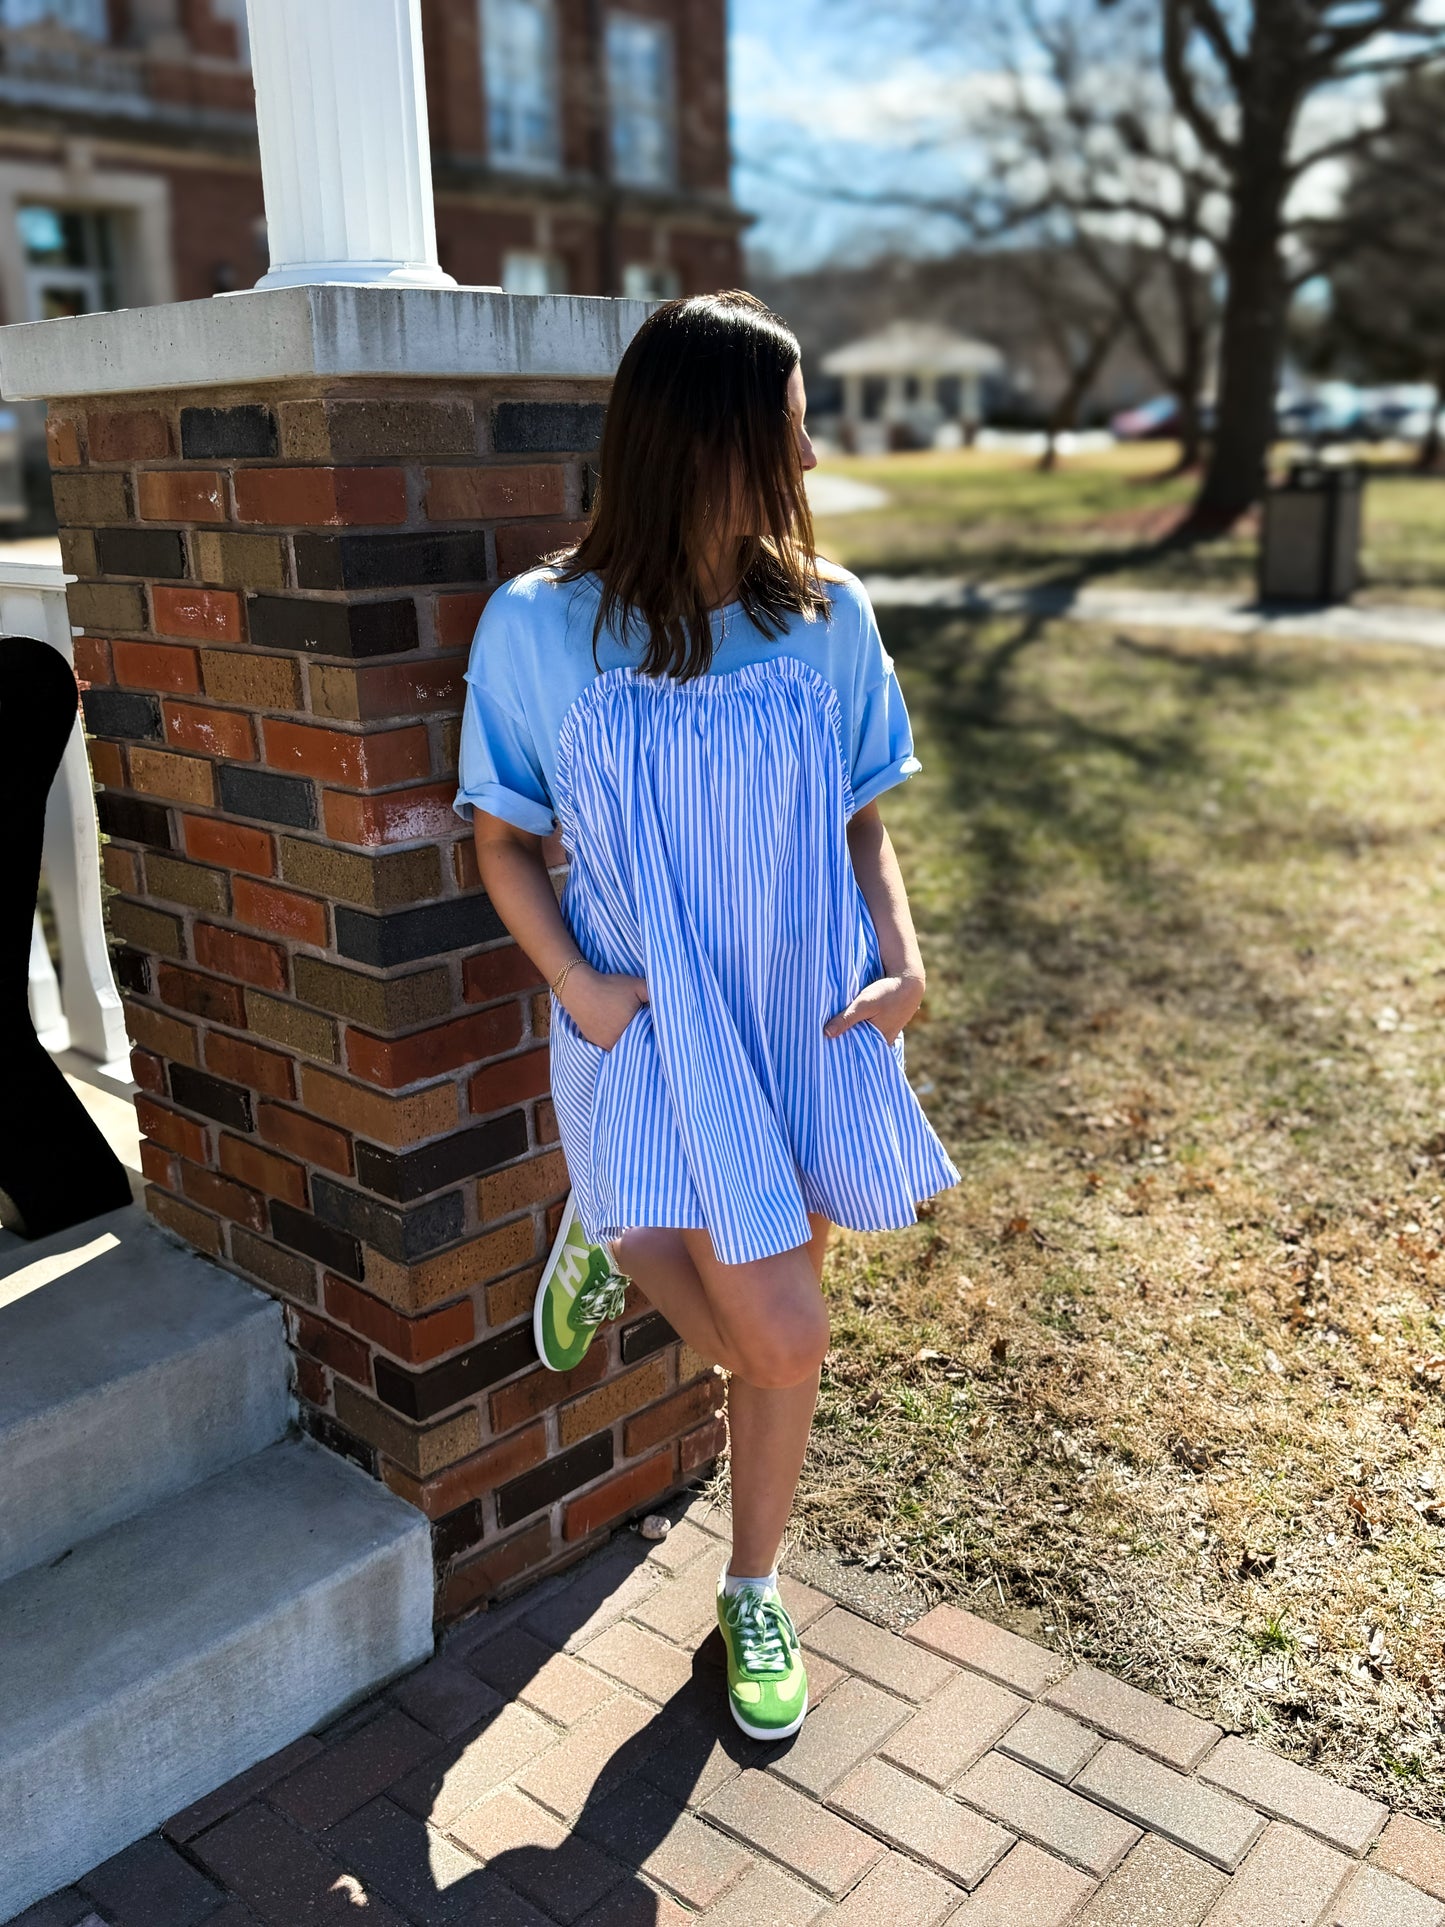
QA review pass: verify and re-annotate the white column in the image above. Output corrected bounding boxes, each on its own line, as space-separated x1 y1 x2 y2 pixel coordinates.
245 0 456 291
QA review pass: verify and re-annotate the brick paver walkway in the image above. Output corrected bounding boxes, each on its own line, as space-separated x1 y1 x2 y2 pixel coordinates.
19 1494 1445 1927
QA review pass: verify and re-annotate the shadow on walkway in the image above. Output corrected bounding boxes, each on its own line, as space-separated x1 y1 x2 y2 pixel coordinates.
159 1504 786 1926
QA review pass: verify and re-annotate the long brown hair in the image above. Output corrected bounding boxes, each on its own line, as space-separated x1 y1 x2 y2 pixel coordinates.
556 289 830 680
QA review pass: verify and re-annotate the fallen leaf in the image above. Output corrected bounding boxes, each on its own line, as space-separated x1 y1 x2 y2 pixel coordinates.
1346 1493 1381 1541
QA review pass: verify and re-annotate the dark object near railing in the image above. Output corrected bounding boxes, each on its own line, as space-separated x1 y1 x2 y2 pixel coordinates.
1 635 131 1237
1258 460 1364 605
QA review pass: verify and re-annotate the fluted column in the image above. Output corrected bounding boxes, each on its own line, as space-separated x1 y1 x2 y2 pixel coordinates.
246 0 457 291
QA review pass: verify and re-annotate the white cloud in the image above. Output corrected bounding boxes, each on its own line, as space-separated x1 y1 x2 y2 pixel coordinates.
733 36 1015 146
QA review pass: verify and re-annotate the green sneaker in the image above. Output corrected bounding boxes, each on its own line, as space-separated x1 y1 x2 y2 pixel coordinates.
533 1192 629 1372
716 1577 809 1741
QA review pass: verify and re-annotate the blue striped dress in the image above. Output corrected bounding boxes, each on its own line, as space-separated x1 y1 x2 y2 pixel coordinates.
455 567 958 1267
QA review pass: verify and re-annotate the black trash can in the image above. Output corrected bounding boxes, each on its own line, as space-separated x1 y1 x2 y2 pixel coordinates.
1258 459 1363 604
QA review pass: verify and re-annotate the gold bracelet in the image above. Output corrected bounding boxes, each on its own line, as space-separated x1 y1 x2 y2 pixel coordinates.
550 955 586 997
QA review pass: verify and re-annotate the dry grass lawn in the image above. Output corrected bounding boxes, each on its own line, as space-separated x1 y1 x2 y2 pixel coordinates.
799 605 1445 1818
813 442 1445 605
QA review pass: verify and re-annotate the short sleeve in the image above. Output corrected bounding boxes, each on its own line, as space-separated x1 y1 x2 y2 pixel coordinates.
846 587 922 811
454 602 556 835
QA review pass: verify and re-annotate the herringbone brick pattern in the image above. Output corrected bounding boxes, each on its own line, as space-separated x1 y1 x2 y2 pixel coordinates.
19 1496 1445 1926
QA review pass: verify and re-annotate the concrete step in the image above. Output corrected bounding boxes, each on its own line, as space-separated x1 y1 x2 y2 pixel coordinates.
0 1204 291 1584
0 1434 433 1922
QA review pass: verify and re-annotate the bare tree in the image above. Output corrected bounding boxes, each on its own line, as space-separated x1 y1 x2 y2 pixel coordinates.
1307 66 1445 468
971 0 1223 472
1146 0 1443 521
796 0 1444 522
950 0 1444 517
758 2 1220 475
1007 242 1134 470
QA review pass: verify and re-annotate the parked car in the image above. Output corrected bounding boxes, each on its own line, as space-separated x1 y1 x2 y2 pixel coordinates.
1111 395 1183 440
1276 384 1365 443
1356 387 1440 443
1109 394 1216 441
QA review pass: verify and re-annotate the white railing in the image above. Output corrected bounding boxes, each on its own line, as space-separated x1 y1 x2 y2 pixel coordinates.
5 558 129 1071
0 22 147 98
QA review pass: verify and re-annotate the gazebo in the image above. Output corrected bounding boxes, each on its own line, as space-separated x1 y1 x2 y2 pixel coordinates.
823 320 1005 452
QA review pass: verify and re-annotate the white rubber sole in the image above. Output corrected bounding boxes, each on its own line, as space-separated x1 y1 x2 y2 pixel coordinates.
727 1690 808 1743
533 1191 584 1372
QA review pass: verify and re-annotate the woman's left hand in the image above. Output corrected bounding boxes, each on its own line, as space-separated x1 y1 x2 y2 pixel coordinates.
824 971 925 1047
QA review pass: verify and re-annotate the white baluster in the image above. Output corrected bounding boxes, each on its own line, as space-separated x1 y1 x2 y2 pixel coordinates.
3 568 129 1070
28 911 65 1049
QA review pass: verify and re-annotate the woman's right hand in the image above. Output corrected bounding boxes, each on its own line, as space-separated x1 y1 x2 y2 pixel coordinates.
560 963 648 1051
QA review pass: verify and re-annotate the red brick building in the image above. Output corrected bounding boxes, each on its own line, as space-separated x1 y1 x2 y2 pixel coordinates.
0 0 743 342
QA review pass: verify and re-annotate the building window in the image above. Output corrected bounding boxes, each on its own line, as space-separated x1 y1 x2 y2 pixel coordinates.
18 203 117 319
209 0 250 62
606 13 674 187
621 262 679 301
0 0 108 32
502 249 568 295
483 0 560 173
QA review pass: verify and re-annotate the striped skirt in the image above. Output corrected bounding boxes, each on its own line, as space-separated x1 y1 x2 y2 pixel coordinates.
548 655 959 1267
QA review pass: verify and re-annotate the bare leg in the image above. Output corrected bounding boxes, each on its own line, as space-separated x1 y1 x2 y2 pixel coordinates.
725 1373 820 1575
614 1217 833 1581
683 1217 831 1580
610 1226 736 1370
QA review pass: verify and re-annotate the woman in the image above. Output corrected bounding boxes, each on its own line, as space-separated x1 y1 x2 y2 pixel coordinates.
456 291 957 1741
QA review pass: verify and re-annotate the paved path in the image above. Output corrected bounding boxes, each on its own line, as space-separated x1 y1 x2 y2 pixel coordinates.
862 575 1445 653
21 1491 1445 1926
806 473 891 517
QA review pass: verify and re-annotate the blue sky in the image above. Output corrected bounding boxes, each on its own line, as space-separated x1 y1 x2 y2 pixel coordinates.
725 1 1393 275
728 0 976 271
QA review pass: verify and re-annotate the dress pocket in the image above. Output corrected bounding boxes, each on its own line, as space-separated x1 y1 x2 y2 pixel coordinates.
586 1002 657 1209
547 998 605 1197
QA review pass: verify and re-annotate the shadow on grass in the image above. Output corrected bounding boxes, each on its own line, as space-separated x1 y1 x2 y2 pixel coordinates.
875 576 1423 1093
835 499 1247 590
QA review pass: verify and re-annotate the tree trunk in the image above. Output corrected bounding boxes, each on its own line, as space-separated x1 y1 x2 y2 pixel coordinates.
1192 156 1291 523
1176 393 1203 473
1418 370 1444 469
1038 315 1123 472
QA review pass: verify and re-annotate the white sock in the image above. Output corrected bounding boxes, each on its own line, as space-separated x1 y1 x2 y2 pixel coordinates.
722 1566 778 1597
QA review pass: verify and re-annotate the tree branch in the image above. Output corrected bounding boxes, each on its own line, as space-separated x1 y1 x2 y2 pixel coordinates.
1287 117 1390 182
1161 0 1239 167
1181 0 1246 84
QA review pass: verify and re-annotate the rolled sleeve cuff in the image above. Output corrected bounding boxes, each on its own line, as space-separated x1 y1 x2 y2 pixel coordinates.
452 783 557 836
851 753 922 813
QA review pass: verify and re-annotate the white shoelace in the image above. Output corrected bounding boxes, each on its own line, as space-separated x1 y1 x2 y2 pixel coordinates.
574 1265 630 1329
724 1587 793 1676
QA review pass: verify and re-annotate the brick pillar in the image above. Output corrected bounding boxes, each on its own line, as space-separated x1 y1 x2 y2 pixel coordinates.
13 289 725 1623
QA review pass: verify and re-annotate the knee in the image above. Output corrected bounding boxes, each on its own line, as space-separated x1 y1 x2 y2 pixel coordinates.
733 1295 830 1389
